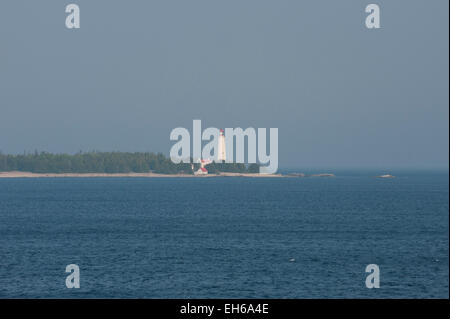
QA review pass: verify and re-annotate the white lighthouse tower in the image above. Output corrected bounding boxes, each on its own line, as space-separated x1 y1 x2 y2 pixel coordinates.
218 129 226 162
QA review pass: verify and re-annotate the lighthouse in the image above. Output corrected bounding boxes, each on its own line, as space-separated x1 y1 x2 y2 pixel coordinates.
218 129 226 162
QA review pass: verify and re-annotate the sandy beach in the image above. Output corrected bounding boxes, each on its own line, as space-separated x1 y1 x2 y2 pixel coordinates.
0 171 285 178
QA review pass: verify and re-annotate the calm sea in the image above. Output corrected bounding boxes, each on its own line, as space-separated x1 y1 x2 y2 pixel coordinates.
0 171 448 298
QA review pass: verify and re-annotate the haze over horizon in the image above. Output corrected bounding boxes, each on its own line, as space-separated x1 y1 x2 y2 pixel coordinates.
1 1 448 170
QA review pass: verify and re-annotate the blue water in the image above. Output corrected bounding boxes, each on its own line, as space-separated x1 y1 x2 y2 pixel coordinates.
0 172 448 298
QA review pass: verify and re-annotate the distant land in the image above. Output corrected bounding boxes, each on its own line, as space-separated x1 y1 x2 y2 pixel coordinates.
0 151 343 178
0 171 286 178
0 151 258 175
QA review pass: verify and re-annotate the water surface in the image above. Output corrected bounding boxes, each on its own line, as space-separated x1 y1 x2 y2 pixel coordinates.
0 172 448 298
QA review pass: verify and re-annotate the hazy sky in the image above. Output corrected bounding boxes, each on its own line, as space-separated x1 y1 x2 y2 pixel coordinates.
0 0 448 169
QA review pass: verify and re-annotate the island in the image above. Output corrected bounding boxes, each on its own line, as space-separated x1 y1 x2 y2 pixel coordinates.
0 151 260 176
0 151 336 178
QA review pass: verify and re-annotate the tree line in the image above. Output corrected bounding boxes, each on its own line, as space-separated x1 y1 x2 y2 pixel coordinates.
0 151 259 174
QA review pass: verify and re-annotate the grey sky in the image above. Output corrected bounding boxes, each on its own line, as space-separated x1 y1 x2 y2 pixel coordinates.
0 0 448 169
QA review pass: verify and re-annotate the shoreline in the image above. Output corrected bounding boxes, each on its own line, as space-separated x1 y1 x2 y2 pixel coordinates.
0 171 285 178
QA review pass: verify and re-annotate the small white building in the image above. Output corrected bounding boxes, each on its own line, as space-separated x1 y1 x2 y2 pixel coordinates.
193 159 212 175
194 167 208 175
